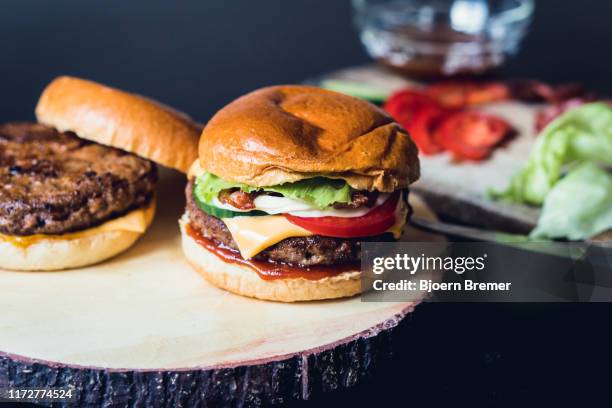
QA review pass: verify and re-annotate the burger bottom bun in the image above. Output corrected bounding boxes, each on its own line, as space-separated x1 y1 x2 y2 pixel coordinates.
180 218 362 302
0 205 155 271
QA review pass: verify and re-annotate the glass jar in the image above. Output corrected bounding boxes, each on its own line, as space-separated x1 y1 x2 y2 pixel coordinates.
352 0 534 78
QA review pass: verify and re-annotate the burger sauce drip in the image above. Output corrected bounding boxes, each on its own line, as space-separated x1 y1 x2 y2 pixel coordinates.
186 225 359 281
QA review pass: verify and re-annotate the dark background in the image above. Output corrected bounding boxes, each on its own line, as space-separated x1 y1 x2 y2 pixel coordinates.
2 0 611 406
1 0 611 123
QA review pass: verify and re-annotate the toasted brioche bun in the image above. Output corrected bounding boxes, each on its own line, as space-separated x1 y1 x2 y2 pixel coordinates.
0 201 155 271
35 76 201 173
179 217 361 302
198 85 419 191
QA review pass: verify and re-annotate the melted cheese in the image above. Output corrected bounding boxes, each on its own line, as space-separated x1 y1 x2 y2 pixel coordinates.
0 200 155 248
222 215 313 259
387 197 409 239
221 197 409 259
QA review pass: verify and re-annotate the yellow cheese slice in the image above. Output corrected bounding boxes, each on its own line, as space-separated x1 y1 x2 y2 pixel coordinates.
0 199 156 248
221 215 314 259
387 197 409 240
221 197 409 259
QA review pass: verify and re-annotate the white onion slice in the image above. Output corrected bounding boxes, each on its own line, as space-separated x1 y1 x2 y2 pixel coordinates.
287 194 390 218
211 192 391 218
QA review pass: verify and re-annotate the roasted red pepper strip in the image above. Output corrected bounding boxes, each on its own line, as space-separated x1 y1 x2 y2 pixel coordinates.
425 82 510 109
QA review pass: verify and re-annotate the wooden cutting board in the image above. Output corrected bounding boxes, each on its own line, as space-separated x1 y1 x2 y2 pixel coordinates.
320 65 542 234
0 168 443 406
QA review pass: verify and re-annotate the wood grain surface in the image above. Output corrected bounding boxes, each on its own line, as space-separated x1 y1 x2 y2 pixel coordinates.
0 167 442 406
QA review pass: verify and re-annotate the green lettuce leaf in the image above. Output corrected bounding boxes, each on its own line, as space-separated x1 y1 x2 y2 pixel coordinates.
530 163 612 240
194 172 352 209
490 102 612 205
194 173 253 204
265 177 352 208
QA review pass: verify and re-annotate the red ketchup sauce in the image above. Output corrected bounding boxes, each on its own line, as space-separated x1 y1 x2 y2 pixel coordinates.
186 225 360 281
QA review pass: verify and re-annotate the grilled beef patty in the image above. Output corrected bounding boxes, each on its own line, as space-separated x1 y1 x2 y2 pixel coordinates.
0 122 157 236
186 180 398 267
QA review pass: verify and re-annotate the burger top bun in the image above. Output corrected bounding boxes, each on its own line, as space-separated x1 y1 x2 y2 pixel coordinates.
35 76 201 173
198 85 420 192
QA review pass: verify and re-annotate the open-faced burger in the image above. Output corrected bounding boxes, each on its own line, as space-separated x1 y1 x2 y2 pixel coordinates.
0 76 200 270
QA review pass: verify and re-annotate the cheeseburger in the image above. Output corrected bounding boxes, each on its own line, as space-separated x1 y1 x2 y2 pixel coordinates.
181 85 419 302
0 76 200 271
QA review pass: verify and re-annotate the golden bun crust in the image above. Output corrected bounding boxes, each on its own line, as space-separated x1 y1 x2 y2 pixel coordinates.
180 217 361 302
199 85 419 191
35 76 201 173
0 205 155 271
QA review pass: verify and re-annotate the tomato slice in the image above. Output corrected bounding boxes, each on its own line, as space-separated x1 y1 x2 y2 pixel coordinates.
284 192 401 238
383 90 437 127
384 85 511 159
407 105 450 155
425 82 510 109
433 112 511 161
384 89 449 155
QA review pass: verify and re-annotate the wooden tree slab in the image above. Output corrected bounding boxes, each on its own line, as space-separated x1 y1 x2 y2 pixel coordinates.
0 169 441 407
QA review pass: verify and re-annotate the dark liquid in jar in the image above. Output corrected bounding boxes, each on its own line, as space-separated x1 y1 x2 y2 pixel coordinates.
376 24 500 80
